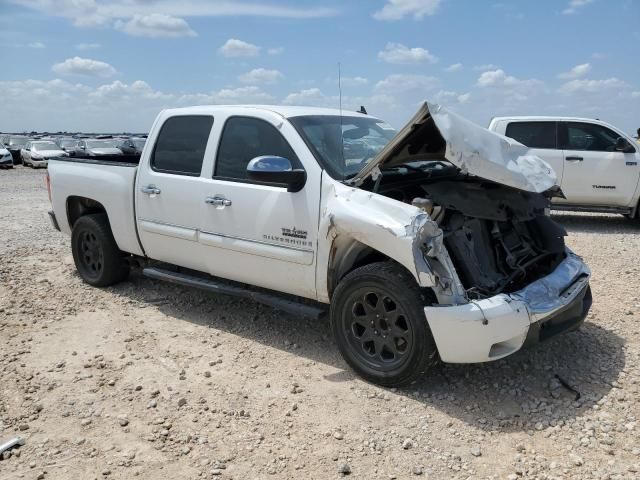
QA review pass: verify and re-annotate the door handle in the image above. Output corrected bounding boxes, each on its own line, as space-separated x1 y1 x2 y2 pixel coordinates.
565 156 583 162
205 196 232 207
140 185 161 195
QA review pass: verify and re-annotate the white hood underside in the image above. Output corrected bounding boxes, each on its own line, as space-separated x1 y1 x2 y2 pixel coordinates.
352 102 557 193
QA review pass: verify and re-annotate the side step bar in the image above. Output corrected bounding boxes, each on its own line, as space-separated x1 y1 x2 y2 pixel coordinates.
552 204 632 215
142 266 327 320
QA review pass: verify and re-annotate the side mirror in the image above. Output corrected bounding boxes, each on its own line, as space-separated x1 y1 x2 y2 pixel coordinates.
615 137 631 152
246 156 306 192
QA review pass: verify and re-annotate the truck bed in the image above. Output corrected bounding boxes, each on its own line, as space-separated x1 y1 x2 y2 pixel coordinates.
47 156 144 256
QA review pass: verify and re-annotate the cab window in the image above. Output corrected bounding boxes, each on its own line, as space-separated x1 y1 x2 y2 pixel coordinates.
151 115 214 176
505 122 557 149
214 116 301 180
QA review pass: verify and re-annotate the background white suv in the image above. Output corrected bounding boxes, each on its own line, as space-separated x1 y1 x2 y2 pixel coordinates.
489 117 640 219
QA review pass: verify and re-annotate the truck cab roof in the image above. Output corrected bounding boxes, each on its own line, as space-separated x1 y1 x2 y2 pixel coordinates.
160 104 375 120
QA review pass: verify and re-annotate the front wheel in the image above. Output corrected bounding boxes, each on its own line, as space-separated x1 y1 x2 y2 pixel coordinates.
330 262 438 387
71 214 129 287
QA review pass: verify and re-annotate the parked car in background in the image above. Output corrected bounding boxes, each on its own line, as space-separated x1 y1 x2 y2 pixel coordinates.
21 140 68 167
116 137 146 155
56 138 80 156
3 136 30 165
489 116 640 219
77 139 123 156
1 144 14 168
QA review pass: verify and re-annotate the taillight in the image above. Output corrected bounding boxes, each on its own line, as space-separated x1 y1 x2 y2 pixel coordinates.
45 172 52 203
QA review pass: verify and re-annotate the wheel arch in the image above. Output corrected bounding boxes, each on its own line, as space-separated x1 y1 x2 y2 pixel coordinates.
66 196 108 230
326 234 422 300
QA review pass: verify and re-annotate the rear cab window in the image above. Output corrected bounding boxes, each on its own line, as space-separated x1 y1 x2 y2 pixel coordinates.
505 121 557 149
151 115 214 176
214 116 302 181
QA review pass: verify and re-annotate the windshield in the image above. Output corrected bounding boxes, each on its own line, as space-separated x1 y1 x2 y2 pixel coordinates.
289 115 396 180
32 141 59 151
9 137 29 147
86 140 117 148
59 139 76 147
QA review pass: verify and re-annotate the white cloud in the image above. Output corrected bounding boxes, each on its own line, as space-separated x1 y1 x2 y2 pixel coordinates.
457 92 471 104
51 57 117 78
559 77 629 94
375 74 439 93
445 63 463 72
238 68 283 85
632 91 640 99
267 47 284 55
473 64 500 71
373 0 441 20
563 0 593 15
558 63 591 79
115 14 196 38
219 38 260 57
10 0 338 30
27 41 45 48
89 80 173 102
434 90 470 105
214 86 273 103
378 42 438 64
283 88 329 106
341 76 369 87
476 69 539 88
76 43 101 50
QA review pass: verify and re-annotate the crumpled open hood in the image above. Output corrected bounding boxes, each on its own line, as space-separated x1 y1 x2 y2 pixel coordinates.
350 102 557 193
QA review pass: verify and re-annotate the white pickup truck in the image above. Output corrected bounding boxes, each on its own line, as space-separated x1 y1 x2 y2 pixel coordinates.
489 116 640 219
47 103 592 386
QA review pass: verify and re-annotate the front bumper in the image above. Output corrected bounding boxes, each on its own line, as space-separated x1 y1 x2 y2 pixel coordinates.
425 250 591 363
29 158 49 167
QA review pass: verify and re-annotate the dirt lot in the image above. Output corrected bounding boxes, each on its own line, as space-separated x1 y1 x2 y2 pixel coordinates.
1 167 639 480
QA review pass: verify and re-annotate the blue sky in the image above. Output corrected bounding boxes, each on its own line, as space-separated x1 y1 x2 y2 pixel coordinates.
1 0 639 134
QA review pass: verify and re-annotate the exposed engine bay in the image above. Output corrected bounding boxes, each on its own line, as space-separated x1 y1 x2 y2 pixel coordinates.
361 164 567 299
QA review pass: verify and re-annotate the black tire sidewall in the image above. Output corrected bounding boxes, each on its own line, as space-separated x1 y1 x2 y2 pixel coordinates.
330 262 437 387
71 214 128 287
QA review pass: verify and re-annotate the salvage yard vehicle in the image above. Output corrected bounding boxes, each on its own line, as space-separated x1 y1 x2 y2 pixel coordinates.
76 139 123 156
3 135 29 165
46 103 592 386
116 137 146 156
0 144 14 168
489 116 640 219
21 140 68 167
56 138 80 156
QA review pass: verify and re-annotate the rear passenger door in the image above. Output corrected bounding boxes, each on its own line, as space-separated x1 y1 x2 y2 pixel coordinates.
136 114 215 271
504 121 565 189
559 122 639 206
198 113 321 299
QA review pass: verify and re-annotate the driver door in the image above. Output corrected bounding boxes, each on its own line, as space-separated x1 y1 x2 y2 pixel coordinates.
198 113 321 299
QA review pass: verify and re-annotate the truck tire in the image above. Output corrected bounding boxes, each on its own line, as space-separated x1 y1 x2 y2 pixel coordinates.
330 261 438 387
71 213 129 287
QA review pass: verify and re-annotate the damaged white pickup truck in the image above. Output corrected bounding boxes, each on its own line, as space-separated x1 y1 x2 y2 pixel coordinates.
46 102 592 386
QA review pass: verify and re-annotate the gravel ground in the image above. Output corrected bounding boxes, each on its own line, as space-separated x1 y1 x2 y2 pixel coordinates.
1 167 639 480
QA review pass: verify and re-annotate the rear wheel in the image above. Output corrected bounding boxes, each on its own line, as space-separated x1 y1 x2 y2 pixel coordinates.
330 262 438 387
71 214 129 287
